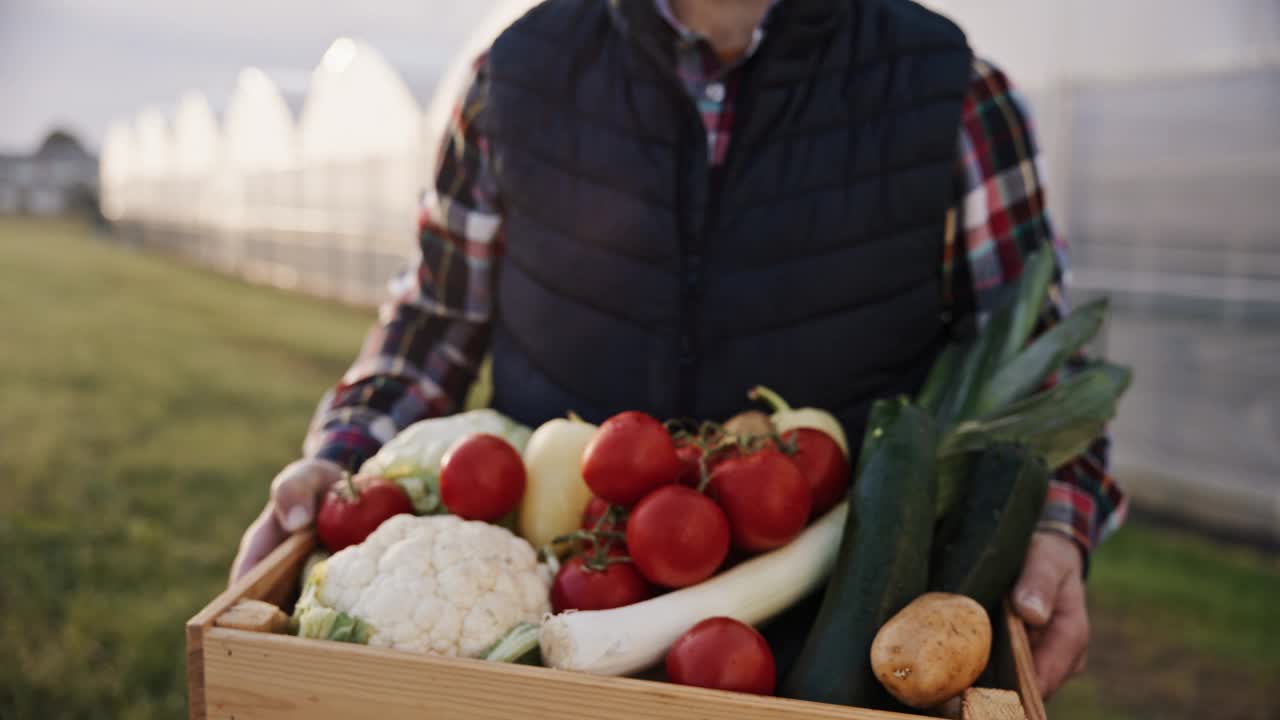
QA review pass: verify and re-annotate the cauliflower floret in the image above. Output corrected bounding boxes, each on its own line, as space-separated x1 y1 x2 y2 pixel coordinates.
316 514 550 658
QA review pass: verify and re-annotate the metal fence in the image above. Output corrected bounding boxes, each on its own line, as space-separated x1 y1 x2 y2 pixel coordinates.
1038 65 1280 544
114 152 424 306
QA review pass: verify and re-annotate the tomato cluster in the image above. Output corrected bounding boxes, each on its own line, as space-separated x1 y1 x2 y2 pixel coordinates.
552 408 849 614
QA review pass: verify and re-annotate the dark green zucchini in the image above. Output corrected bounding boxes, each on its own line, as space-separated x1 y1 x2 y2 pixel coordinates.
781 401 938 708
763 398 903 686
930 444 1049 614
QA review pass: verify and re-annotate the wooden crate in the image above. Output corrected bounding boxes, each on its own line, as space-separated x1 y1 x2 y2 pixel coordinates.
188 532 1047 720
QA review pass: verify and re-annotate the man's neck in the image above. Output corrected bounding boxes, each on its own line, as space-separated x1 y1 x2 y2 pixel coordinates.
669 0 773 62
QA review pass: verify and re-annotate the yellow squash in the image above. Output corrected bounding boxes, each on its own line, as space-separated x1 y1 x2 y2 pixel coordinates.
517 415 599 550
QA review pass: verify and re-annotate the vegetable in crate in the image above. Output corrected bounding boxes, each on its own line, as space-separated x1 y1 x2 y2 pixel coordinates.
625 485 730 588
358 409 531 515
581 411 682 505
294 514 551 658
667 617 777 695
580 496 625 533
782 400 939 707
870 592 992 709
721 410 775 439
518 415 599 549
540 500 847 676
439 434 527 522
931 444 1048 613
551 549 653 613
749 385 850 455
749 386 851 517
709 445 811 552
315 474 414 552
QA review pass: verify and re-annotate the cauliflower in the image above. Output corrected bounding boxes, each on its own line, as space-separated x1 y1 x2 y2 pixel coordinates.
296 514 551 659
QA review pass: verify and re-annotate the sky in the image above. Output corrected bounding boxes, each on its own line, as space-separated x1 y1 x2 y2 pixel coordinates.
2 0 1277 155
0 0 497 154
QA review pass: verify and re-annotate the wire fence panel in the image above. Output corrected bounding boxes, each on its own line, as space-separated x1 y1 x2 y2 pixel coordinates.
1041 65 1280 544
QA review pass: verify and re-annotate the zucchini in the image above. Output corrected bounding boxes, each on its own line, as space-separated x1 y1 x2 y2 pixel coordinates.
934 451 973 519
763 397 903 685
931 444 1048 614
781 402 938 708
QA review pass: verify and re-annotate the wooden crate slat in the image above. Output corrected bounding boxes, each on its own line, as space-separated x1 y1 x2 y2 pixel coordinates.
188 529 1048 720
1002 600 1047 720
187 531 315 720
203 629 931 720
962 688 1026 720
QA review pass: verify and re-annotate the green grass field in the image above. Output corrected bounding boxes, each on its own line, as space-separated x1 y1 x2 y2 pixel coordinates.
1 218 1277 719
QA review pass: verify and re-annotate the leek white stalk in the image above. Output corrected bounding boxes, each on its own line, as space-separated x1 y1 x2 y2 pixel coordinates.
539 501 848 675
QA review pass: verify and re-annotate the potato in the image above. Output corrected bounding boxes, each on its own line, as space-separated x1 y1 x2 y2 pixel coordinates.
870 592 992 709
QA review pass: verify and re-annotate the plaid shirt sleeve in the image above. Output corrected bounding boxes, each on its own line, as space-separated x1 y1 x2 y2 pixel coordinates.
306 55 502 471
946 58 1128 558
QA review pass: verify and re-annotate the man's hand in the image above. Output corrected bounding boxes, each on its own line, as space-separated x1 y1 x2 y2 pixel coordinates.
1012 530 1089 699
229 459 344 583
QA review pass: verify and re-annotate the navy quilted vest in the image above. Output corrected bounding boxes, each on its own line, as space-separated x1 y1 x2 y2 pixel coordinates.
484 0 972 451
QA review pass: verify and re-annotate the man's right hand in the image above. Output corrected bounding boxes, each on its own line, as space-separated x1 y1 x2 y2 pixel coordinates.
229 458 344 583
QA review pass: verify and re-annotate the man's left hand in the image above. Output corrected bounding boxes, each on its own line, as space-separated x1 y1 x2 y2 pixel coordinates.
1012 530 1089 699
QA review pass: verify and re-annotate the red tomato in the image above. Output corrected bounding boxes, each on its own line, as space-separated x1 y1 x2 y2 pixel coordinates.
709 447 811 553
550 553 653 613
581 411 681 506
316 476 414 552
625 485 730 588
675 440 742 488
666 617 776 695
439 434 527 522
581 496 625 533
781 428 851 517
674 441 705 487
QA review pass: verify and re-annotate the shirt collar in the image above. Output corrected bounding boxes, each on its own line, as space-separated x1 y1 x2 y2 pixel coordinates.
652 0 780 60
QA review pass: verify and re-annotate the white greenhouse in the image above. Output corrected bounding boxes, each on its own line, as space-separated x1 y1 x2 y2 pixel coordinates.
132 107 173 226
219 67 304 279
99 121 136 223
290 37 434 303
170 90 224 253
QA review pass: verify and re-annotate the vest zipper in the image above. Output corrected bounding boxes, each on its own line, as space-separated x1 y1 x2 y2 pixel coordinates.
619 12 760 417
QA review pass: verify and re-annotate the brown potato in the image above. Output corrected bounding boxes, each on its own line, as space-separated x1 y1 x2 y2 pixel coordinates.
870 592 992 709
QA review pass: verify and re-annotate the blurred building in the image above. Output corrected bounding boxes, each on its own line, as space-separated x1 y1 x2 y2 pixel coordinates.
0 130 98 215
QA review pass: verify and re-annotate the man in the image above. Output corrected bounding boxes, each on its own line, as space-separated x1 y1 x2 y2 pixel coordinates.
232 0 1125 699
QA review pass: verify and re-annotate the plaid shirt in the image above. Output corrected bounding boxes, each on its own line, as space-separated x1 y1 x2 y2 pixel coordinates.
310 4 1125 555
